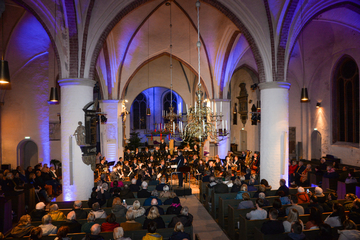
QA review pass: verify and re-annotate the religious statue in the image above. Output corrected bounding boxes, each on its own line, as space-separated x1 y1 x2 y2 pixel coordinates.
74 121 86 146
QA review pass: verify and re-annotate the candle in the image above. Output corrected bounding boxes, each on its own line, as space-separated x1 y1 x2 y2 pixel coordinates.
195 102 197 112
222 120 224 130
225 120 227 131
173 122 175 133
186 104 188 114
220 102 222 113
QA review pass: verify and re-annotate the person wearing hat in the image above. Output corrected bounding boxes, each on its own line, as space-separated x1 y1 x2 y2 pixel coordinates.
166 197 182 215
30 202 47 221
296 187 310 204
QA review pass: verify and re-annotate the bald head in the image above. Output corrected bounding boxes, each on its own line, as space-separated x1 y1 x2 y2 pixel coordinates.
151 198 158 206
90 224 101 235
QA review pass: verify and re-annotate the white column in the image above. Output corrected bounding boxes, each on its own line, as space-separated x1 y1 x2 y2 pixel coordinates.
215 99 231 159
99 100 121 168
259 82 291 188
59 78 95 201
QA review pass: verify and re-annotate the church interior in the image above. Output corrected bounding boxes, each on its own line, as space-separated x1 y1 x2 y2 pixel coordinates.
0 0 360 239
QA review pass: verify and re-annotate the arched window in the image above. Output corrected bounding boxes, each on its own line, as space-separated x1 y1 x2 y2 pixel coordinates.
132 93 147 130
163 92 177 118
333 57 359 144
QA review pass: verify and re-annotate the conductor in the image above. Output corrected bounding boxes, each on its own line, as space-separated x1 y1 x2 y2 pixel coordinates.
171 150 184 187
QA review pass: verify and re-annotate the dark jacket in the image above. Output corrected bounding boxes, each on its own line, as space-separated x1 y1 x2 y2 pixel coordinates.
129 184 140 192
348 208 360 224
168 231 191 240
137 189 151 198
277 185 290 196
142 217 165 229
61 219 82 233
73 208 88 220
30 209 47 222
285 232 308 240
83 234 105 240
111 204 127 218
166 205 182 215
261 220 285 234
231 184 241 193
145 205 164 216
120 188 135 199
168 214 193 228
214 183 228 193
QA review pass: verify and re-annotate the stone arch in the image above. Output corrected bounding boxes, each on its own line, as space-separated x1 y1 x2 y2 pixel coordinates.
17 139 38 170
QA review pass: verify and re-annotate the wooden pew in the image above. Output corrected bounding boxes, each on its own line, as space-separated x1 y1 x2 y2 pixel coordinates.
211 192 236 218
0 197 12 235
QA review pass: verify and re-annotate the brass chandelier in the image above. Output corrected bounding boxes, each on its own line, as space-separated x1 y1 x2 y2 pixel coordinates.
179 0 228 143
162 1 182 135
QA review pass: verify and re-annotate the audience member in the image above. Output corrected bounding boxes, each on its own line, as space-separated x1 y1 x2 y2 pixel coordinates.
83 224 104 240
29 227 42 240
345 172 358 184
235 184 249 200
338 220 360 240
305 207 323 230
87 191 105 209
111 197 128 218
237 192 254 209
296 187 310 204
168 222 191 240
166 197 182 215
348 198 360 224
283 208 304 233
60 211 82 233
138 181 151 198
317 223 334 240
107 189 121 208
344 193 357 211
39 214 57 236
30 202 47 222
323 192 338 212
277 179 289 196
113 227 131 240
314 187 326 203
160 185 177 199
253 184 266 199
168 206 193 228
259 192 270 206
142 221 163 240
286 194 305 216
145 198 164 216
230 178 241 192
54 226 70 240
278 190 291 205
305 195 324 214
260 179 272 190
49 204 66 221
324 203 345 227
10 214 34 237
120 185 135 199
285 221 307 240
129 178 140 192
156 177 169 191
144 190 163 206
272 198 286 218
247 178 257 192
72 200 88 220
127 200 146 218
214 178 228 193
143 206 165 229
246 198 267 220
101 213 120 232
120 210 142 231
90 202 107 219
261 208 285 234
81 213 96 234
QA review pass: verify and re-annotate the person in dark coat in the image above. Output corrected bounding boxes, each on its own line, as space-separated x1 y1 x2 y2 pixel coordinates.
142 206 165 229
170 151 184 187
348 199 360 224
168 222 191 240
276 179 289 196
30 202 47 221
119 184 135 199
285 221 307 240
137 181 151 198
168 206 193 228
129 178 140 192
166 197 182 215
261 208 285 234
60 211 82 233
145 198 165 216
72 200 88 220
214 179 228 193
83 224 105 240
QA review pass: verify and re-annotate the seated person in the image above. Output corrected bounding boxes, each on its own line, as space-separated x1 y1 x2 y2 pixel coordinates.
305 207 323 230
39 214 57 236
246 198 267 220
145 198 164 216
324 203 346 227
60 211 82 233
168 222 191 240
111 197 128 218
10 214 34 238
278 190 291 205
144 190 163 206
348 199 360 224
322 192 338 212
137 181 151 198
48 204 66 221
338 220 360 240
247 178 257 192
113 227 131 240
129 178 140 192
272 198 286 218
231 178 242 193
305 195 324 214
142 221 163 240
286 194 305 215
81 213 96 234
101 213 120 232
235 184 249 200
314 187 326 203
120 184 135 199
286 221 307 240
90 202 107 219
166 197 182 215
344 193 357 211
276 179 289 196
252 184 267 199
296 187 310 204
142 206 165 229
214 179 229 193
156 177 169 191
72 200 88 220
120 210 142 231
261 208 285 234
259 192 270 207
160 185 177 199
127 200 146 218
30 202 47 222
84 224 104 240
283 208 304 233
237 192 254 209
168 206 193 228
29 227 42 240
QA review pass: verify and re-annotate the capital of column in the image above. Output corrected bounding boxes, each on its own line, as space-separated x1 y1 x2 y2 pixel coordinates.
100 100 121 104
259 81 291 90
58 78 96 87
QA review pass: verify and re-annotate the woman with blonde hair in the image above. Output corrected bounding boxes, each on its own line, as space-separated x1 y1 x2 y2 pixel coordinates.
113 227 131 240
127 200 145 218
283 208 304 232
142 206 165 229
10 214 34 237
168 222 191 240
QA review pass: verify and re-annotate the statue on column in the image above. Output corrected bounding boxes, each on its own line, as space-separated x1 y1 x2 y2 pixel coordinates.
74 121 86 146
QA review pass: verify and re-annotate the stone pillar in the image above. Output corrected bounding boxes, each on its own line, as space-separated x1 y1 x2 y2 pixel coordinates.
59 78 95 201
99 100 121 167
259 82 291 188
214 99 231 159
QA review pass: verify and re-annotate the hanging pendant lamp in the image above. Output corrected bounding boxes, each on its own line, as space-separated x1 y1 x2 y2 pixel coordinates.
301 87 309 102
49 87 59 102
146 104 151 116
0 60 10 84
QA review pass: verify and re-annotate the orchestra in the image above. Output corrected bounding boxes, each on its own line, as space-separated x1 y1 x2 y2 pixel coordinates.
94 142 261 184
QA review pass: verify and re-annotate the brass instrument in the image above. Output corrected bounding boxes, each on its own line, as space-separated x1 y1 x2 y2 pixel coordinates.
245 150 252 168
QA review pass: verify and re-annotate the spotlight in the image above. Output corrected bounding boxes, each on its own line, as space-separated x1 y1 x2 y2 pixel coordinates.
316 102 321 108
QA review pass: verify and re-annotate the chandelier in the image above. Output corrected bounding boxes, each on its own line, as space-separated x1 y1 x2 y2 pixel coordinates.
162 1 182 135
179 0 228 143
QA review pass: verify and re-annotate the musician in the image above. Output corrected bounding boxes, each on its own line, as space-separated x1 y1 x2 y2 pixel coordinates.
170 150 184 187
131 158 140 173
117 157 124 167
208 161 215 176
159 139 167 151
165 154 172 163
239 151 246 161
153 147 161 161
110 168 120 181
122 161 131 178
162 146 171 158
142 147 152 160
233 156 240 170
204 156 210 168
192 155 199 168
193 144 199 156
100 157 109 173
147 155 155 165
157 160 168 181
224 156 232 171
96 152 102 164
146 162 155 179
196 159 205 180
133 148 141 159
173 146 178 157
214 157 223 172
251 152 260 172
124 149 132 161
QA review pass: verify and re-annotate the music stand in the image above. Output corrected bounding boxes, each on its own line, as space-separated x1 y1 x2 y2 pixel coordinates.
178 166 191 198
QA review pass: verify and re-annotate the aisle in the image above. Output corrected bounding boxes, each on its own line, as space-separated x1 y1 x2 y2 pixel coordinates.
180 195 229 240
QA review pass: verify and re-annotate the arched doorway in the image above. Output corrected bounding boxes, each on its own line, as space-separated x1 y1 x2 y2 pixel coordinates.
17 140 38 169
311 131 322 160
